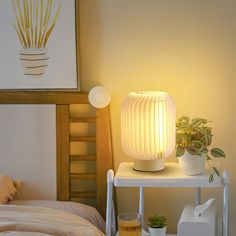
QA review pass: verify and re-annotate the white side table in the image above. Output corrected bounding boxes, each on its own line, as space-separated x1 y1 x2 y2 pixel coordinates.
106 162 229 236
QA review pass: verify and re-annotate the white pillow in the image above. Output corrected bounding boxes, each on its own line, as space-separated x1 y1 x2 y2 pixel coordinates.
0 175 21 204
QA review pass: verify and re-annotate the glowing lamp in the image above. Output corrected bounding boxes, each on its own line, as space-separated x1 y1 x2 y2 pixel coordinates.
121 91 176 171
88 86 111 108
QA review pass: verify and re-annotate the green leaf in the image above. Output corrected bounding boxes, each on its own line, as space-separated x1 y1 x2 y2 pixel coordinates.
209 174 214 183
204 133 212 146
206 154 211 161
176 123 191 131
205 127 212 134
210 148 226 158
176 146 185 157
186 146 199 155
191 118 203 127
193 126 204 134
191 118 208 126
176 133 189 146
212 167 220 177
178 116 190 123
199 130 212 146
191 140 204 148
198 146 208 155
176 133 182 144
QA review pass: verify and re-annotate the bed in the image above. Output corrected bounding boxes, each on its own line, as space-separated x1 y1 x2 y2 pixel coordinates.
0 91 113 235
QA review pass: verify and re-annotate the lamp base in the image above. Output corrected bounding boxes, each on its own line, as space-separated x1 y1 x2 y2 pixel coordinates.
133 159 165 172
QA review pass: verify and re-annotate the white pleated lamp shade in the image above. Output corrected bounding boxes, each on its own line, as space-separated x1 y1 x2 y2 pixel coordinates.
121 91 176 171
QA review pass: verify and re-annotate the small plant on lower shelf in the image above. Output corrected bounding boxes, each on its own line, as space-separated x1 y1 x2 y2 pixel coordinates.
148 213 167 228
148 213 167 236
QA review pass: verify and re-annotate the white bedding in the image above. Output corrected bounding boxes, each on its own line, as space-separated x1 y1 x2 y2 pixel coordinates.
7 200 105 233
0 205 104 236
0 232 52 236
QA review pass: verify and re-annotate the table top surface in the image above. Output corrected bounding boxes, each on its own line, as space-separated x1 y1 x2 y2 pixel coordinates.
114 162 222 188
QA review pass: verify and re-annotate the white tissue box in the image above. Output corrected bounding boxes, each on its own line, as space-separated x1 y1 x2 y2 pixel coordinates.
177 204 217 236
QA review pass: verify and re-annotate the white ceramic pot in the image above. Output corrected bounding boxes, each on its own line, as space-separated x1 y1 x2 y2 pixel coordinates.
148 226 166 236
179 151 205 175
19 48 49 78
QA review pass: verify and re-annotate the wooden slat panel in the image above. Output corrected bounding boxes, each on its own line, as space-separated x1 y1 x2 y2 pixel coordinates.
56 105 70 201
70 155 96 161
96 106 114 219
70 173 96 180
0 89 114 219
70 179 96 192
0 91 89 104
70 136 96 142
70 117 96 123
70 191 96 198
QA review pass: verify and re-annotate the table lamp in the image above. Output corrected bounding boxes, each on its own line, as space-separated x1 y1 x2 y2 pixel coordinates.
121 91 176 171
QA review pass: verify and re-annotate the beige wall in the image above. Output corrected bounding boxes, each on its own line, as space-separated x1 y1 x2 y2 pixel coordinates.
80 0 236 234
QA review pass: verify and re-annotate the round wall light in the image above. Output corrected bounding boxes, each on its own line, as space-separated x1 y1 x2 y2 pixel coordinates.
88 86 111 108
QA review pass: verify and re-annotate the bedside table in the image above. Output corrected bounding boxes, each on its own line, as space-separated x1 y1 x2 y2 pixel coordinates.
106 162 229 236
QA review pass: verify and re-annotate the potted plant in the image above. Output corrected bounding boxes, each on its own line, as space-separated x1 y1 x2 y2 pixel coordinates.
176 116 226 181
147 213 167 236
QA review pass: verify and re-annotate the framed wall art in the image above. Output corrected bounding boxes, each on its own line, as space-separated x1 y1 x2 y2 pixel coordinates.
0 0 79 91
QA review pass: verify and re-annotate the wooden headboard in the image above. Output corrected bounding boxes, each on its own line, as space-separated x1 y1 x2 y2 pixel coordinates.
0 91 113 219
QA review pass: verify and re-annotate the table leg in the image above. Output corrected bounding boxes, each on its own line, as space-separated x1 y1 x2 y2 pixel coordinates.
106 169 114 236
223 171 229 236
195 187 201 205
139 187 144 227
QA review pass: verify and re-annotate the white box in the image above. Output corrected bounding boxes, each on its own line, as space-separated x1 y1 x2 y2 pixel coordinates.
177 204 217 236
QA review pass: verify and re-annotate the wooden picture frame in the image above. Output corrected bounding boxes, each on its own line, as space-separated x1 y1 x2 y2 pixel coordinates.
0 0 79 91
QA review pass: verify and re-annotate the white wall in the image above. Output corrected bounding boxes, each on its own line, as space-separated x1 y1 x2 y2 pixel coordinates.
0 105 56 200
79 0 236 234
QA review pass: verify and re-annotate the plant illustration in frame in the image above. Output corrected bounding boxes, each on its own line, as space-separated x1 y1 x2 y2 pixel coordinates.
12 0 61 78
